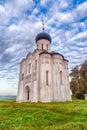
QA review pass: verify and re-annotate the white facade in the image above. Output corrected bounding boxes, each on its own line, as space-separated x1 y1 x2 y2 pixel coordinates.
16 32 72 102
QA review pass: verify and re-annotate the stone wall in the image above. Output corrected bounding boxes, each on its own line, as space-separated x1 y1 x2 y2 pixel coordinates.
16 47 72 102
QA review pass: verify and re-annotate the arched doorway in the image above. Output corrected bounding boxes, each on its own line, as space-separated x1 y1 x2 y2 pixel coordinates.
25 86 30 101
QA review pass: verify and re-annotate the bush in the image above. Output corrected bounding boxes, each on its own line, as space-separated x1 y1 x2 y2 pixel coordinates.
75 92 85 99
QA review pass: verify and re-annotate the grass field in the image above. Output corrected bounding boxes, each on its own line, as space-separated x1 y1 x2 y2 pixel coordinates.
0 100 87 130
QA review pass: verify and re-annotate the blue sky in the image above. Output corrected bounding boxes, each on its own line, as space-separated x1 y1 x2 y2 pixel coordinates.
0 0 87 95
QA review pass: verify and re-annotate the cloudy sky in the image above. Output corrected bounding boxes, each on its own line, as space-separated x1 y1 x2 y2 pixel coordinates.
0 0 87 95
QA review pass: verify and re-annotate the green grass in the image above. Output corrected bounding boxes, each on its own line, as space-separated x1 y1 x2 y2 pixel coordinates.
0 100 87 130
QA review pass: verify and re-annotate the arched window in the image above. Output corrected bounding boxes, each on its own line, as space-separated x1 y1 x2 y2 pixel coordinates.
60 71 63 85
29 64 31 73
35 60 37 70
21 73 24 80
42 44 43 49
46 71 49 85
47 44 48 51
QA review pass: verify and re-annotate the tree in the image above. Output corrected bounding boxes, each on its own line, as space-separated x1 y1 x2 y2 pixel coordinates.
80 61 87 93
70 61 87 98
70 66 80 95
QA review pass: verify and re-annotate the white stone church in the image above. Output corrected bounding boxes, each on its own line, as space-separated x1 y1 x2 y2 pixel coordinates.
16 26 72 102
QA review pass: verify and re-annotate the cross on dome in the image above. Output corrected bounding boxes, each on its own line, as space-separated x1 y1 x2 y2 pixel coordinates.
42 22 45 32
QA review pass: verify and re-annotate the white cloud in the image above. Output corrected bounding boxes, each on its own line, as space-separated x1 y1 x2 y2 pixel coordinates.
9 24 19 31
40 0 50 7
73 1 87 21
48 1 87 25
0 0 35 25
59 0 72 9
0 0 87 95
58 12 74 23
68 31 87 43
40 0 48 6
79 22 86 30
0 5 5 13
0 78 17 95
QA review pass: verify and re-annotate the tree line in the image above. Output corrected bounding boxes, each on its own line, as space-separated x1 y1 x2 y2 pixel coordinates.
70 60 87 99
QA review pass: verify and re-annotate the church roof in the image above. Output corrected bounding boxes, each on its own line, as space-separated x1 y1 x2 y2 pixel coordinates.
39 51 68 62
36 32 51 43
